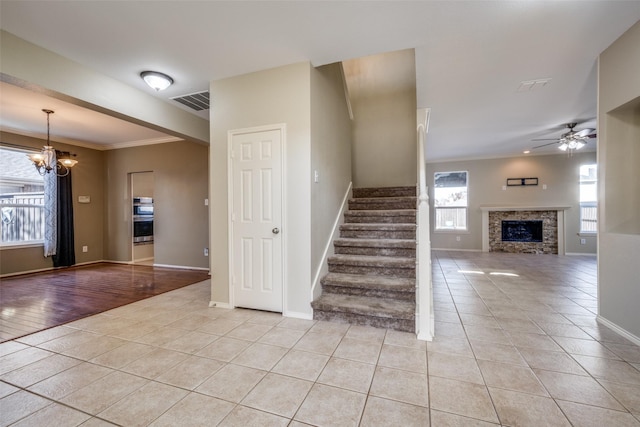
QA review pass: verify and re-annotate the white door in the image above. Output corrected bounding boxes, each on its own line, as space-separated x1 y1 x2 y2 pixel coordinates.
231 127 283 312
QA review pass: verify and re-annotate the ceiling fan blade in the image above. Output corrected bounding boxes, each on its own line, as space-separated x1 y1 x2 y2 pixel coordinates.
532 141 559 149
574 128 596 138
532 138 560 142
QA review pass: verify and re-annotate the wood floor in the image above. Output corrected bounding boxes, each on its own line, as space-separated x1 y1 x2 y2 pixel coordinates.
0 263 210 342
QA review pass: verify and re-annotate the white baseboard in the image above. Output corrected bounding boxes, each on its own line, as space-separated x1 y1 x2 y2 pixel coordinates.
1 259 210 278
565 252 597 257
310 182 352 299
431 248 482 252
153 263 209 272
0 259 106 278
74 260 107 266
1 266 53 278
416 331 434 341
596 315 640 347
415 313 434 342
284 310 313 320
208 301 232 309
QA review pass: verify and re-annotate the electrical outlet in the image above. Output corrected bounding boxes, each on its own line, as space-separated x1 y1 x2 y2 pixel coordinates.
456 236 461 242
580 238 586 245
82 246 88 253
204 247 209 256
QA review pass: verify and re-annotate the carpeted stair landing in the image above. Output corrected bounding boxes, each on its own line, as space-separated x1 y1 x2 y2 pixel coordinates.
311 186 416 332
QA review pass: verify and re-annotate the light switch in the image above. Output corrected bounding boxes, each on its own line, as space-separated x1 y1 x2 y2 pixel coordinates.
78 195 91 203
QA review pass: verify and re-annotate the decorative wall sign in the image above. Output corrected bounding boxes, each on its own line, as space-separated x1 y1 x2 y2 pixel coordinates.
506 177 538 187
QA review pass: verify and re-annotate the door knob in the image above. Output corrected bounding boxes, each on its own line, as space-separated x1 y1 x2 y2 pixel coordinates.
272 227 280 234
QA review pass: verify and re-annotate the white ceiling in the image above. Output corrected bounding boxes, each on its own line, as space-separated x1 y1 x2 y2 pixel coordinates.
0 82 179 150
1 1 639 160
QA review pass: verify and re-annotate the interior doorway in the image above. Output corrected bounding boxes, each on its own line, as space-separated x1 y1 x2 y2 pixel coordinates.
131 171 154 265
229 125 284 312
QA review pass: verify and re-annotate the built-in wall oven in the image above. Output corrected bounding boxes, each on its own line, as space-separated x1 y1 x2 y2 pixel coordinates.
133 197 154 243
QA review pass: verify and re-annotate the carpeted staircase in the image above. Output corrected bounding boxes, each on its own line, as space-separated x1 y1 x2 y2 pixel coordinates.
311 186 417 332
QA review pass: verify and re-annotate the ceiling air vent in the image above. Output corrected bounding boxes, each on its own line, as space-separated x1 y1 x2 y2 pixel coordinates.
171 90 209 111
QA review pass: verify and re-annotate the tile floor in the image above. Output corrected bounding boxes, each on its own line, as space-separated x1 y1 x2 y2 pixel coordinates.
1 250 640 426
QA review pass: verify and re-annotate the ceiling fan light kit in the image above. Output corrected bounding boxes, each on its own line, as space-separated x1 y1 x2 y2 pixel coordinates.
531 122 596 154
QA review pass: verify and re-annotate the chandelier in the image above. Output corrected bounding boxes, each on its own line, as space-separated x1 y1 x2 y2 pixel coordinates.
27 109 78 177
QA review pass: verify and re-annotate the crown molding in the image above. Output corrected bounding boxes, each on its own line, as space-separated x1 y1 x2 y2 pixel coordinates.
0 125 182 151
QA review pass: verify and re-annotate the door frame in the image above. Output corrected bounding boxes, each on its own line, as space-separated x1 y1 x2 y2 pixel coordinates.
227 123 287 312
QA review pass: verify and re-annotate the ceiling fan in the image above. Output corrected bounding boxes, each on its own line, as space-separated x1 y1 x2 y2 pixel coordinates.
532 123 597 151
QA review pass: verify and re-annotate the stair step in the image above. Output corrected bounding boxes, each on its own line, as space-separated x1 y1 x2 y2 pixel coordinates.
353 186 416 199
314 186 419 333
311 293 415 332
328 254 415 278
334 238 416 257
321 272 415 301
349 197 417 211
344 209 416 224
340 223 416 239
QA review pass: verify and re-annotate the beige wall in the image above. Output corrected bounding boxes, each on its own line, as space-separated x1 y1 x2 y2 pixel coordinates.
348 50 417 188
104 141 209 269
597 20 640 339
1 131 105 275
310 63 353 298
1 31 209 144
210 62 313 316
1 31 211 276
1 134 209 276
426 152 598 254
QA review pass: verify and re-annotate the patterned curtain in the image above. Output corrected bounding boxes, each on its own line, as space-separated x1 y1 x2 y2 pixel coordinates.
43 153 57 257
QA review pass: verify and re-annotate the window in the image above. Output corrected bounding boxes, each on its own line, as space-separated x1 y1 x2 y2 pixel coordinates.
579 164 597 233
0 146 45 246
434 171 468 231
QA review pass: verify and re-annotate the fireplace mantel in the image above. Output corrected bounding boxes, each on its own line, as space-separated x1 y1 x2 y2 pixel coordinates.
480 206 570 212
481 206 570 254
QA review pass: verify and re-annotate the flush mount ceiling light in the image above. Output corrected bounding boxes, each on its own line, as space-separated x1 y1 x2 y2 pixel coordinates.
27 109 78 176
140 71 174 91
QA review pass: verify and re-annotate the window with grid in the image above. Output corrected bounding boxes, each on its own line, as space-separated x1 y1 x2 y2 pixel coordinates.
0 146 45 246
434 171 468 231
579 164 597 234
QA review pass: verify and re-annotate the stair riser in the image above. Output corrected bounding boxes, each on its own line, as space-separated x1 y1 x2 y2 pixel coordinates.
315 186 419 333
334 246 416 258
349 200 416 210
340 229 415 239
313 310 414 333
344 214 416 224
321 285 416 301
353 187 416 198
328 263 415 278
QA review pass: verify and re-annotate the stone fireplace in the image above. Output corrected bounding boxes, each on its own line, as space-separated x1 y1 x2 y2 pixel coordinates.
481 206 570 255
